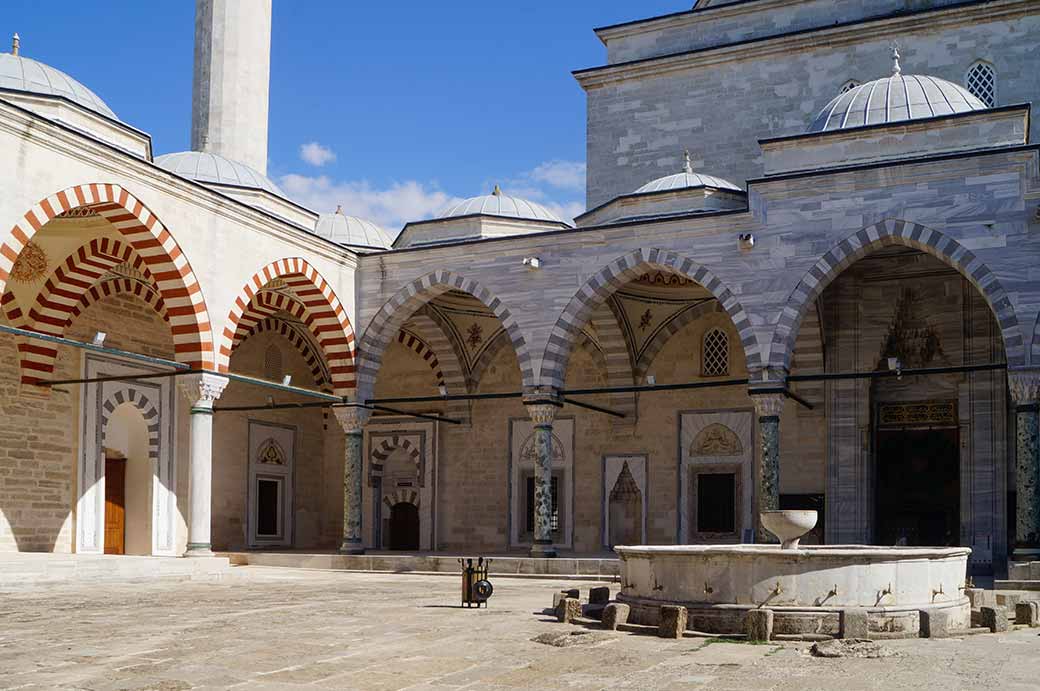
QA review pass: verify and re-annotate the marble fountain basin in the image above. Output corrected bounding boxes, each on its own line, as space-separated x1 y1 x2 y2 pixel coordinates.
613 543 971 636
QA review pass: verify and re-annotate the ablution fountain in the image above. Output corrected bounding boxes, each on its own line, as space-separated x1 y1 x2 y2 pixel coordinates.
614 510 971 637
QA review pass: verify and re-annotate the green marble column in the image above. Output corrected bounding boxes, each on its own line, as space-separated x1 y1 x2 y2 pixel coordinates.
525 401 559 558
751 392 785 543
1010 372 1040 559
334 408 368 554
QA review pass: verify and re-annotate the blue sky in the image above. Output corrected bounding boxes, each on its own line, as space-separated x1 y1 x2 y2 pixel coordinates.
6 1 684 230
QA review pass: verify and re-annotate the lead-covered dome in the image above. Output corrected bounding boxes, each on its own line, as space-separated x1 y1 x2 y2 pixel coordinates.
636 152 741 193
438 186 567 225
314 207 393 249
808 56 987 133
0 48 118 120
155 151 285 196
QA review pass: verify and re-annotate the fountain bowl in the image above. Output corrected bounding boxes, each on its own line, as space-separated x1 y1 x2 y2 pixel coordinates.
760 509 818 549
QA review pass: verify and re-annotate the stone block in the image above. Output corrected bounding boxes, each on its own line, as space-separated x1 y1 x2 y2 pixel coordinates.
979 606 1009 633
602 602 630 630
996 592 1022 611
658 605 687 638
582 603 606 620
563 588 580 599
840 608 869 639
746 608 774 642
919 609 952 638
1015 601 1039 627
964 588 993 609
589 586 611 605
552 589 581 610
556 597 582 623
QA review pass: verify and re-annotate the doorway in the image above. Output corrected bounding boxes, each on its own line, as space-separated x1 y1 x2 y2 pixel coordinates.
104 457 126 555
875 426 959 546
388 502 420 550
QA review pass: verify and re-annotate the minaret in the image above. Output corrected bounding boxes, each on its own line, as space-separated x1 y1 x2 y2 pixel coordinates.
191 0 272 174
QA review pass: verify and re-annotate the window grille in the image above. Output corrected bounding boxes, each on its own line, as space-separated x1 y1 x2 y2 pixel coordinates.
966 62 995 107
263 344 283 381
703 328 730 377
840 80 860 94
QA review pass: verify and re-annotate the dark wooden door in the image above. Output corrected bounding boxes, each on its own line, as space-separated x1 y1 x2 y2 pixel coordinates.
389 502 420 551
104 458 126 555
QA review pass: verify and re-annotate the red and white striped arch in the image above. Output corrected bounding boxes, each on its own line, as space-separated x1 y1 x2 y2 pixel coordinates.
219 258 356 397
70 277 168 325
0 184 214 369
237 316 332 391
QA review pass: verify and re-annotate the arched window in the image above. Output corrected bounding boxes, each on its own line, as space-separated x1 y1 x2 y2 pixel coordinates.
966 61 996 107
702 328 729 377
840 79 861 94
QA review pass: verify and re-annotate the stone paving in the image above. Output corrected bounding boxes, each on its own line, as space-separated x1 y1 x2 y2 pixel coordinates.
1 566 1040 690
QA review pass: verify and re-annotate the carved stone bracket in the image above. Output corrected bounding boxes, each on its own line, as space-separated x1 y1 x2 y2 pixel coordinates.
177 372 229 410
1009 369 1040 407
333 406 371 434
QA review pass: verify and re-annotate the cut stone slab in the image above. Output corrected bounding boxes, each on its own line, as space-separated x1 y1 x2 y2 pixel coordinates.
659 605 687 639
602 602 630 631
841 608 869 640
589 586 611 605
965 588 994 609
557 597 582 623
532 630 615 648
746 608 774 642
920 609 951 638
1015 601 1039 627
552 588 581 609
979 606 1009 633
810 639 898 659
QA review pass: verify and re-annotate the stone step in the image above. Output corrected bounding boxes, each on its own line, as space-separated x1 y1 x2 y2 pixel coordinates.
0 553 232 588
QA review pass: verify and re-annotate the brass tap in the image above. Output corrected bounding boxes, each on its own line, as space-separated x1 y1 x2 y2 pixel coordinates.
773 580 784 596
932 583 945 599
828 585 839 598
703 582 714 596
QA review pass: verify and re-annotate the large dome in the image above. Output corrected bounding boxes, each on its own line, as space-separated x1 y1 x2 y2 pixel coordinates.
636 152 741 193
808 72 986 134
438 186 567 225
0 50 118 120
314 207 393 249
155 151 285 197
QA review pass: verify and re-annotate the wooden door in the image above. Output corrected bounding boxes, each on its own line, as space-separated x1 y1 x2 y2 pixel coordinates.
389 502 420 551
104 458 126 555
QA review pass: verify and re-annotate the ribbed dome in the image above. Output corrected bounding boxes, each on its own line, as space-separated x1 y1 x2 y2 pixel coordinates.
0 51 118 120
636 151 741 194
156 151 285 197
438 186 567 224
808 73 987 133
314 208 393 249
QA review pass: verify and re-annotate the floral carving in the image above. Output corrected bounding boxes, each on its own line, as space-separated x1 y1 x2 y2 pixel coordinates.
257 438 286 465
466 322 483 348
691 423 743 456
9 241 48 283
638 309 653 331
520 431 565 463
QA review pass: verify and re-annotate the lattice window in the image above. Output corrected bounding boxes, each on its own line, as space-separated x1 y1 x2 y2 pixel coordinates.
966 61 995 107
840 79 861 94
702 328 729 377
263 344 283 381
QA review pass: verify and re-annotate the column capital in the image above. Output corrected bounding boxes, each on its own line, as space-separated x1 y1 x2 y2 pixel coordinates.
523 386 562 425
177 372 229 410
332 406 371 434
1008 368 1040 407
749 391 785 418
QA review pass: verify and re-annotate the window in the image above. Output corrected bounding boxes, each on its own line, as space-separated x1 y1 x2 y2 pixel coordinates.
840 79 861 94
966 61 996 107
526 475 560 533
263 344 283 381
702 328 729 377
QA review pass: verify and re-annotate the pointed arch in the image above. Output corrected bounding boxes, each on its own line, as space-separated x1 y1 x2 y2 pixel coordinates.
356 270 534 404
769 219 1024 371
401 313 470 423
469 328 513 390
236 317 332 391
0 183 214 367
100 387 161 462
71 278 168 326
218 258 356 397
540 248 758 389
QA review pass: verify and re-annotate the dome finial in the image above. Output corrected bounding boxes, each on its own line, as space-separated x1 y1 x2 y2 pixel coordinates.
682 149 693 174
11 33 19 56
492 184 502 196
335 204 343 215
891 43 902 76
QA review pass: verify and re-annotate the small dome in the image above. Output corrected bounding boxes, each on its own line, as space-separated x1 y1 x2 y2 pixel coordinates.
314 207 393 249
636 150 741 194
808 54 986 133
0 49 118 120
155 151 285 197
438 186 567 224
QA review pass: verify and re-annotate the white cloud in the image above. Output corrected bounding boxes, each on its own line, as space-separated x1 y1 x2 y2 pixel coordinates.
529 160 586 192
299 141 336 167
279 174 461 233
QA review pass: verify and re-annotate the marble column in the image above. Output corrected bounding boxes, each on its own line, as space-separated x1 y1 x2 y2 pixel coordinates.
334 407 369 554
1009 370 1040 560
750 392 785 543
177 372 229 556
525 398 560 558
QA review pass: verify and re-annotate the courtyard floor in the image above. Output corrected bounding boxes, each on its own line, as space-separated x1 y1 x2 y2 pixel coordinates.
1 566 1039 690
